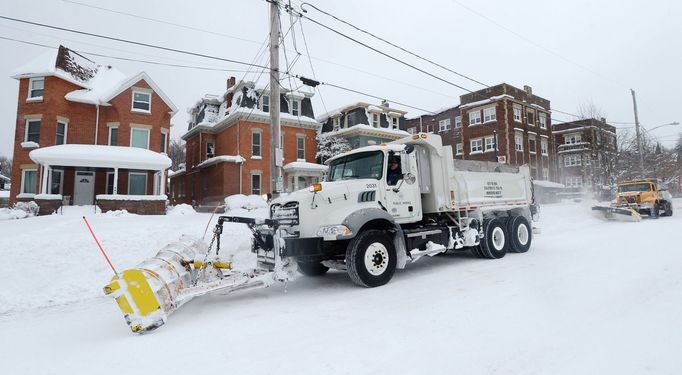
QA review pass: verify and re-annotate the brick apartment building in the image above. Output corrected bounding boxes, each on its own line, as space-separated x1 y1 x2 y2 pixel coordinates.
405 105 462 158
459 83 555 181
169 77 323 206
9 45 176 214
317 101 409 149
553 118 617 191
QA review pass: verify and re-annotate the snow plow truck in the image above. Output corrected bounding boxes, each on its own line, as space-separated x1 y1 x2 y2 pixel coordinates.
592 179 673 221
104 133 538 333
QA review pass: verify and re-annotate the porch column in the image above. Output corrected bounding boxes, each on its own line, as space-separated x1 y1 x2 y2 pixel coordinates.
158 170 163 195
41 165 51 194
113 168 119 194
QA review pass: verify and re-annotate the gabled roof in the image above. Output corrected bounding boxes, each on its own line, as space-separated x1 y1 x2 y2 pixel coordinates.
12 45 177 115
103 72 178 115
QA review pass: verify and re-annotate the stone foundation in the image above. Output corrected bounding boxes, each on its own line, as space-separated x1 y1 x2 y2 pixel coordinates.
97 199 166 215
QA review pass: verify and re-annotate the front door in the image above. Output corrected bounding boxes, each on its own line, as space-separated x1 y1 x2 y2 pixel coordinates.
74 171 95 205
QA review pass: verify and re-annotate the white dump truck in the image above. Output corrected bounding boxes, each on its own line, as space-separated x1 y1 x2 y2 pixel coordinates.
104 133 538 332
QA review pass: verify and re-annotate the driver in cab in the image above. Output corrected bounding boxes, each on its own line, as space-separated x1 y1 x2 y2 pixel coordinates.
386 156 402 185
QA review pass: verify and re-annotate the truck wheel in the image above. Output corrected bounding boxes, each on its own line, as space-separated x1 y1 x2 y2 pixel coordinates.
661 201 673 217
346 230 397 287
507 216 532 253
297 261 329 276
651 204 660 219
479 218 508 259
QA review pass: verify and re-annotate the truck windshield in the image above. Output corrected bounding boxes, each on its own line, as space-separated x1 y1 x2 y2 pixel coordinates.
328 151 384 181
618 183 652 192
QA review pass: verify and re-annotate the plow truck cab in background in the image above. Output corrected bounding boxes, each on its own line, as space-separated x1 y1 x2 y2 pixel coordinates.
104 133 539 332
592 179 673 221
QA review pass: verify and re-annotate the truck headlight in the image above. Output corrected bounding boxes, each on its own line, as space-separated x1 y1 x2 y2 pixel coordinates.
316 225 352 239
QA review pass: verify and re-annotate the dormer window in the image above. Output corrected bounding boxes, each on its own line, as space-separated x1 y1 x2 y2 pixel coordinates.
132 90 151 112
332 117 341 131
262 95 270 113
371 113 380 127
28 77 44 100
291 100 300 116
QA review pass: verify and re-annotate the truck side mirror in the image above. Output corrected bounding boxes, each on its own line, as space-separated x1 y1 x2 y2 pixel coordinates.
405 144 415 154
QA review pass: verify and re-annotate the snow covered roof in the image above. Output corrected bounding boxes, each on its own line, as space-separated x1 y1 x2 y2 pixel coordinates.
460 94 514 109
197 155 245 168
332 124 410 139
29 145 171 170
316 102 408 123
168 169 186 178
283 161 328 172
12 45 177 114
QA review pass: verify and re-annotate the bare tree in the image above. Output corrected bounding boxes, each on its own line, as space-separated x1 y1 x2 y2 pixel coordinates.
0 155 11 177
168 138 186 171
577 100 607 120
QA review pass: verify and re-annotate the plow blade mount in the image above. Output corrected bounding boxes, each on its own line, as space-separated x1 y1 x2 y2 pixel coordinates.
591 205 642 222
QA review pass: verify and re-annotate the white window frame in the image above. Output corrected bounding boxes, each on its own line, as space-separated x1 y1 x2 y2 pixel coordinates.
128 171 148 195
332 117 341 131
25 119 41 143
438 118 451 132
539 113 547 129
484 136 495 152
455 116 462 129
513 106 522 122
21 169 37 195
130 127 150 149
56 120 68 145
564 155 581 167
483 107 496 123
564 133 582 144
251 130 262 158
456 143 463 155
160 130 168 154
50 168 64 195
108 126 119 146
469 111 482 126
131 90 152 113
391 116 399 129
515 132 524 151
291 100 301 116
261 94 270 113
371 113 380 127
296 135 306 161
28 77 44 100
541 139 548 155
470 138 483 154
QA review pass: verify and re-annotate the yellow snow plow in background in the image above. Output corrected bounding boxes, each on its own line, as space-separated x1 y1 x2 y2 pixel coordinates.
592 179 673 222
103 216 296 333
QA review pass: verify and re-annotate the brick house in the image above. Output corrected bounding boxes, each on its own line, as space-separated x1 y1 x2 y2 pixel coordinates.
9 45 176 214
317 102 409 149
459 84 555 181
405 105 462 158
553 118 617 192
169 77 323 206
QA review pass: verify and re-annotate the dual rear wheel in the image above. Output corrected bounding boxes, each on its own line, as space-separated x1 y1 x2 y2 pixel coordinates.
474 216 532 259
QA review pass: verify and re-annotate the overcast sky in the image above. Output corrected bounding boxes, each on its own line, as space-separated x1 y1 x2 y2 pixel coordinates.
1 0 681 158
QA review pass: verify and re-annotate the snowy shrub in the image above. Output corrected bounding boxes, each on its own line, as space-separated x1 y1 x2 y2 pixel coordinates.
0 207 28 220
316 133 352 163
13 201 39 217
224 194 268 211
167 204 196 216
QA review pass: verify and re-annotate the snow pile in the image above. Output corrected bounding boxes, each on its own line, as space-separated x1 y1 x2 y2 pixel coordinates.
167 204 196 216
13 201 39 217
0 207 29 220
225 194 268 211
101 209 132 217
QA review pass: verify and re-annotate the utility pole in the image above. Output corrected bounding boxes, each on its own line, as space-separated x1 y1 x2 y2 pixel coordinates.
269 0 282 194
630 89 644 178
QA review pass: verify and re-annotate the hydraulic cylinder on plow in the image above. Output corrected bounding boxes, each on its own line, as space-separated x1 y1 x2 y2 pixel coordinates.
103 216 294 333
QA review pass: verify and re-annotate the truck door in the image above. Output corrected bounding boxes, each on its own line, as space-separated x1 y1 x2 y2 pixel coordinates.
384 150 422 223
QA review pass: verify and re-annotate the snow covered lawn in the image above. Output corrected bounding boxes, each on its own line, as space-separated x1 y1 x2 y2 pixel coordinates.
1 200 682 374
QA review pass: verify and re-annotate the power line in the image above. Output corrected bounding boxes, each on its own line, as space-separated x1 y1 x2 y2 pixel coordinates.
60 0 262 46
299 1 489 88
0 35 253 74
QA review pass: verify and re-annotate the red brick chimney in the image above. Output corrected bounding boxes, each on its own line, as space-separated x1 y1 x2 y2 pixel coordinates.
225 76 237 105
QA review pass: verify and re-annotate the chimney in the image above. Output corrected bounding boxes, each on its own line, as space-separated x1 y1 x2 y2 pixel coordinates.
600 117 606 124
381 99 389 108
523 85 533 96
225 76 237 106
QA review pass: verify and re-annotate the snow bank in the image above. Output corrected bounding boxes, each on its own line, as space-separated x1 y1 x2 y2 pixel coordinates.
225 194 268 211
167 204 196 216
0 207 28 220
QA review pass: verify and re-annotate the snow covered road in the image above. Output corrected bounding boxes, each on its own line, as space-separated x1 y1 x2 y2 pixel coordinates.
1 200 682 374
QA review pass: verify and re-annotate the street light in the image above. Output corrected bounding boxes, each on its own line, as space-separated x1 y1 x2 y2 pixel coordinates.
646 121 680 132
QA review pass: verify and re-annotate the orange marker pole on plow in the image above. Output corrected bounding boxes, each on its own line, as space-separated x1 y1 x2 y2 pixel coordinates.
83 216 119 278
